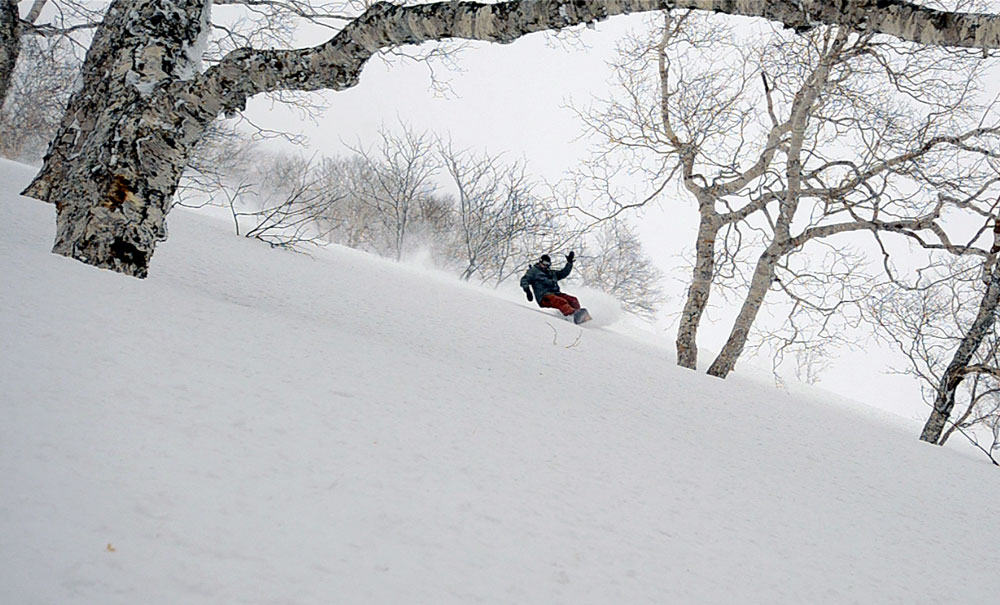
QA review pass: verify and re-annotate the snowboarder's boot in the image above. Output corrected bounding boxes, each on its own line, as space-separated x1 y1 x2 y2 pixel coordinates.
573 308 592 324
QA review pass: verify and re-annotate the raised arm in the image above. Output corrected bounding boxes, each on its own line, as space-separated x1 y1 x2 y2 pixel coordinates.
555 258 574 280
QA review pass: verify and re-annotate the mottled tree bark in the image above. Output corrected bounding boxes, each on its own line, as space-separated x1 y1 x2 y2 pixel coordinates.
23 0 211 277
22 0 1000 277
0 0 19 106
921 252 1000 444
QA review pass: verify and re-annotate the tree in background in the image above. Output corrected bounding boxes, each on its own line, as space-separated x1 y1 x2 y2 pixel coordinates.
313 156 383 252
1 0 103 113
175 119 260 205
347 124 440 261
1 0 107 159
581 6 999 379
0 32 78 159
574 219 665 319
578 12 792 369
173 115 664 319
867 234 1000 464
704 22 1000 379
440 141 541 283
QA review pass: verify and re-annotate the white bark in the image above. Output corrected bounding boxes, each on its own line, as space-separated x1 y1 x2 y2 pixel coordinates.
865 249 1000 461
704 210 956 378
707 245 782 378
672 97 789 368
676 208 719 369
920 269 1000 443
22 0 212 276
664 12 793 369
730 0 999 50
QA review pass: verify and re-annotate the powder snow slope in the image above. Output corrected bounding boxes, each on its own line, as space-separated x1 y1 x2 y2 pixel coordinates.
2 158 998 604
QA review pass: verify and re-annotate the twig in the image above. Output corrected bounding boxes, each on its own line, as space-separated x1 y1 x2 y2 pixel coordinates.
565 330 584 349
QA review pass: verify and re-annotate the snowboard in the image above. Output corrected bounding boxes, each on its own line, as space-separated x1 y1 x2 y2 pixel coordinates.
572 308 592 325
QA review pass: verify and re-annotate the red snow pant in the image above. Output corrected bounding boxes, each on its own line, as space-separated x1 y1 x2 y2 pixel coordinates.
539 293 581 316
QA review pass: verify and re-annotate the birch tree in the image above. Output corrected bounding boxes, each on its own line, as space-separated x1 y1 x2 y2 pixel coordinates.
866 220 1000 463
579 15 867 370
18 0 1000 278
704 22 1000 378
581 3 998 376
1 0 339 111
1 0 110 114
1 0 77 107
580 11 835 368
915 223 1000 451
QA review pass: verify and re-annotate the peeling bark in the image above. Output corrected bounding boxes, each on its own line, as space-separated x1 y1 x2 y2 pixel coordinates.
0 0 19 106
22 0 1000 277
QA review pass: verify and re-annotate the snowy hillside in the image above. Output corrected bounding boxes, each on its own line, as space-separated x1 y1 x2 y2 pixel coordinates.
2 158 998 604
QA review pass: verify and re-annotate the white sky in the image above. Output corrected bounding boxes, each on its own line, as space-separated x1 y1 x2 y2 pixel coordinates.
241 13 991 422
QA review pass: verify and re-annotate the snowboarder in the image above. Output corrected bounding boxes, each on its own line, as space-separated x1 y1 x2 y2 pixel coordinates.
520 251 591 324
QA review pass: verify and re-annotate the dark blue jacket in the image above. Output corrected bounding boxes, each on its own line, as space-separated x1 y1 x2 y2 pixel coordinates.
520 259 573 305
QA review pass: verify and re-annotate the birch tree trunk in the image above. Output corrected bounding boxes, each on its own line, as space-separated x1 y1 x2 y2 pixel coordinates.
22 0 211 277
704 27 849 378
20 0 1000 277
676 206 719 369
920 258 1000 443
704 138 845 383
660 12 794 371
707 245 783 377
0 0 19 105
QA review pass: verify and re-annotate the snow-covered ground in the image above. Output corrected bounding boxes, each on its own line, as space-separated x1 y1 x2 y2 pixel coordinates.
2 158 998 604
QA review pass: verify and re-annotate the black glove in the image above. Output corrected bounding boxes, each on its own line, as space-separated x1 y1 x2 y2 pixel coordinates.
524 288 533 302
566 250 575 263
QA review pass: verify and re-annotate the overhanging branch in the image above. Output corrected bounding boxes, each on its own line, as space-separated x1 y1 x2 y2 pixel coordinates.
191 0 1000 119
